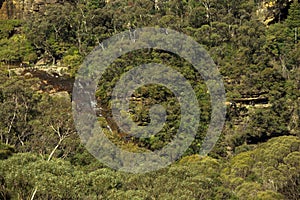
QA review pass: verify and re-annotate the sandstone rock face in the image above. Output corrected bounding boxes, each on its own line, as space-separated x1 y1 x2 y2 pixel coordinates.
0 0 60 20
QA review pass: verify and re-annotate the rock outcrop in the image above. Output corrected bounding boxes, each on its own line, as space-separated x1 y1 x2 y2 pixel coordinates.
0 0 62 20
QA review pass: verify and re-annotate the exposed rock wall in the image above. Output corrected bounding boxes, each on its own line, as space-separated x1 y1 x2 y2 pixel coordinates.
0 0 61 20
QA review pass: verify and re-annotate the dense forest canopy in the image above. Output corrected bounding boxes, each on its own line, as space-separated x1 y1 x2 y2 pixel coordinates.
0 0 299 199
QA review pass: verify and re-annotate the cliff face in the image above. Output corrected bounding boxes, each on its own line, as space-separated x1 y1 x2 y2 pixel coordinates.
0 0 21 19
0 0 60 20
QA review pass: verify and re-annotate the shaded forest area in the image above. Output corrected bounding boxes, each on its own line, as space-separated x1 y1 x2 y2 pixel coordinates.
0 0 299 199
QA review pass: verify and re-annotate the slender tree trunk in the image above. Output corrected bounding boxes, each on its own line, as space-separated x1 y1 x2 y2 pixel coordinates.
279 55 289 79
6 97 18 144
31 127 67 199
17 135 24 146
7 65 11 78
47 138 63 161
52 55 55 66
155 0 160 10
77 32 82 53
30 187 38 200
201 0 211 25
295 27 298 44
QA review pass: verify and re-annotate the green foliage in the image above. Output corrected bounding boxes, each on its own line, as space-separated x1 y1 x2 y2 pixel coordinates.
0 75 41 148
0 0 299 199
0 34 36 64
62 48 83 76
0 136 299 198
0 20 21 40
0 142 14 160
0 19 37 65
286 0 300 29
222 136 300 199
